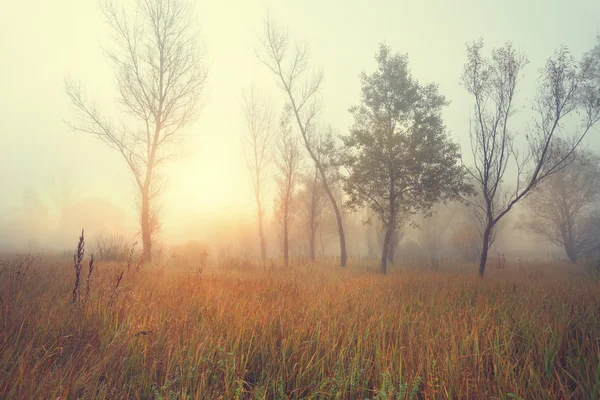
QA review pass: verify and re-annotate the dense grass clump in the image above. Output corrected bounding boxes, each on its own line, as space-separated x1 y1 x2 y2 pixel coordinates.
0 257 598 399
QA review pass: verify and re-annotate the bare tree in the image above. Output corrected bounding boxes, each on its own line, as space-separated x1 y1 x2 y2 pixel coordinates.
297 127 337 261
241 86 273 263
274 106 302 267
461 40 600 277
519 146 600 262
257 15 348 267
65 0 207 261
298 166 327 261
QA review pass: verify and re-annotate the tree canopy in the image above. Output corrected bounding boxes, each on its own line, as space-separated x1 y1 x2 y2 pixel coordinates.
342 44 471 273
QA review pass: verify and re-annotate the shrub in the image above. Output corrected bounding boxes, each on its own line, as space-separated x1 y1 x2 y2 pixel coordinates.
93 230 131 262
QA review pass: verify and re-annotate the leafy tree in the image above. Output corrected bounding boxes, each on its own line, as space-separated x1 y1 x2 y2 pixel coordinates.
342 44 471 274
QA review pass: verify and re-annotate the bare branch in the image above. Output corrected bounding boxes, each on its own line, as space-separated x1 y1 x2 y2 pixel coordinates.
65 0 207 261
461 39 600 276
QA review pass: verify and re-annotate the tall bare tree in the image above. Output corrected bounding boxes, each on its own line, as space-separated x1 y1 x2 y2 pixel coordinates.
257 15 348 267
299 166 327 261
241 86 273 263
65 0 207 261
298 127 337 261
274 106 302 267
519 146 600 262
461 39 600 276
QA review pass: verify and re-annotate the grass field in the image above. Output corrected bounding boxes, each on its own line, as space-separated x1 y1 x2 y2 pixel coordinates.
0 255 599 399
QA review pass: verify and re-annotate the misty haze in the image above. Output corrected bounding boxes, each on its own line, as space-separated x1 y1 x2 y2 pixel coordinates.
1 0 600 398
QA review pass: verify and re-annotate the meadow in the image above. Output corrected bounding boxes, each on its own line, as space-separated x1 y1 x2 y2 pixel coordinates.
0 253 599 399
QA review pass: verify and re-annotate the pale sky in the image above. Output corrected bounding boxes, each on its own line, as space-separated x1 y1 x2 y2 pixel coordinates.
1 0 599 244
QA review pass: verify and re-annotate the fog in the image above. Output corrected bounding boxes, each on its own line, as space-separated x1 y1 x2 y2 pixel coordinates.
1 0 599 262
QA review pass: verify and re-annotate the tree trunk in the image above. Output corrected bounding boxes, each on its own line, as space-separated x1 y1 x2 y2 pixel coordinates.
478 225 492 277
283 201 289 267
141 187 152 262
258 208 267 263
565 245 578 263
380 223 394 274
255 173 267 264
309 228 316 261
334 202 347 267
308 182 317 262
320 182 347 267
283 223 289 267
387 240 395 264
387 227 401 265
287 94 347 268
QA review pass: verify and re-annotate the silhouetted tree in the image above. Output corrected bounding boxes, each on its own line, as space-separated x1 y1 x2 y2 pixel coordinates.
241 86 273 263
274 106 302 267
582 34 600 91
461 39 600 277
65 0 207 261
257 15 348 267
520 146 600 262
419 203 457 268
342 44 471 274
450 221 482 263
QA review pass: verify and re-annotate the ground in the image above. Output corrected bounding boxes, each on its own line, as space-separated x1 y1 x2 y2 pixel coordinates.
0 255 598 399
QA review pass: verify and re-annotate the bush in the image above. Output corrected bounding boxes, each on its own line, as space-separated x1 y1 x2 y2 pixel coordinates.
93 231 130 262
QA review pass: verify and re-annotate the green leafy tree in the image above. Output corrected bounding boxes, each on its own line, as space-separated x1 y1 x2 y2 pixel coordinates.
342 44 471 274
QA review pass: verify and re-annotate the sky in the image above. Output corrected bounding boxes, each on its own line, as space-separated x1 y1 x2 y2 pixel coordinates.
1 0 599 246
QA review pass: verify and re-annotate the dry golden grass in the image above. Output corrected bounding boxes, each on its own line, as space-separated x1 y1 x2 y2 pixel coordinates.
0 256 599 399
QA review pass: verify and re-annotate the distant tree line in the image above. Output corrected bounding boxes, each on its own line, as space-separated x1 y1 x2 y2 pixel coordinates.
66 0 600 276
